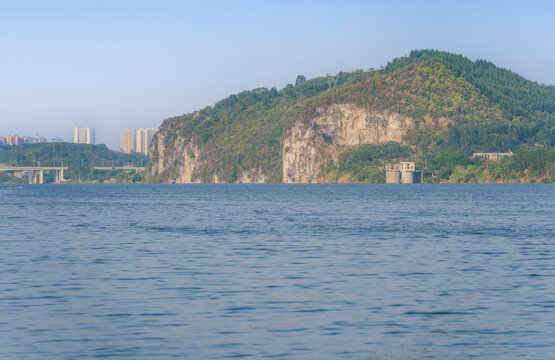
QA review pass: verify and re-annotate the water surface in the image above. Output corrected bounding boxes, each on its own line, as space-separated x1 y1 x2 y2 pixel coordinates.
1 184 554 359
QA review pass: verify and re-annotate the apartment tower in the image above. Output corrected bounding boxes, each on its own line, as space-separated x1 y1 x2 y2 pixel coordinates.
120 129 136 154
73 127 95 144
136 128 157 156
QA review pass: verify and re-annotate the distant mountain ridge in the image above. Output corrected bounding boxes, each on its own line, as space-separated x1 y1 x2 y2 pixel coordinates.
148 50 555 183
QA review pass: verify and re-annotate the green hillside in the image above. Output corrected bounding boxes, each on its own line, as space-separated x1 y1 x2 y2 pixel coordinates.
153 70 372 182
151 50 554 183
385 50 555 152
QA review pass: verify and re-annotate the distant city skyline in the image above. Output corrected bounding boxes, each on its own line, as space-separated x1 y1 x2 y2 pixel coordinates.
0 134 48 146
1 0 554 149
1 126 158 151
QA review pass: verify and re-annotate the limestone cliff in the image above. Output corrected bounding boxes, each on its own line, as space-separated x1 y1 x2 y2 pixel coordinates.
282 104 419 183
237 169 268 183
150 133 203 183
151 103 426 183
150 131 268 183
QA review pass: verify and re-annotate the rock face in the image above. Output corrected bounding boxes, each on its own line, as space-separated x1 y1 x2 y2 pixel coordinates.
150 132 269 183
315 104 416 146
177 142 202 183
237 169 267 183
150 133 202 183
282 104 417 183
151 103 427 183
282 121 322 183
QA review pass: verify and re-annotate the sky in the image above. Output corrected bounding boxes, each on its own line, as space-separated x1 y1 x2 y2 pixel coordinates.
1 0 554 149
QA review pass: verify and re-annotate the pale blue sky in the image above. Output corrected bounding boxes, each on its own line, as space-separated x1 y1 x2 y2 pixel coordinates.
1 0 554 149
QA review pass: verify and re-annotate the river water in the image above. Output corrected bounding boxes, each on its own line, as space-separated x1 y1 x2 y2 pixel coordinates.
0 184 554 359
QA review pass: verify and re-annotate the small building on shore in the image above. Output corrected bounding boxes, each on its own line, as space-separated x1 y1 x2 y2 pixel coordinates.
471 151 513 161
385 162 418 184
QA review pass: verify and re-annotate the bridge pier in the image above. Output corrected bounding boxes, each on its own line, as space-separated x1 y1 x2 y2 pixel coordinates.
54 169 64 183
27 170 43 184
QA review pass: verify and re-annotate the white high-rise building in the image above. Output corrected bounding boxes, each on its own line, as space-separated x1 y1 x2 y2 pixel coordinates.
136 128 157 156
120 129 136 154
73 127 95 144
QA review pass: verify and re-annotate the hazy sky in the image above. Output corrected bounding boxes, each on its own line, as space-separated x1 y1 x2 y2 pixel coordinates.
1 0 554 149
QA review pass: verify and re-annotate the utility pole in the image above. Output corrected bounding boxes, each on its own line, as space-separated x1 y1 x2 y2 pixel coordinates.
326 73 338 89
509 129 513 152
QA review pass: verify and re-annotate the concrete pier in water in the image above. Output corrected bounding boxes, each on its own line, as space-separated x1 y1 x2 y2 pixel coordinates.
385 162 416 184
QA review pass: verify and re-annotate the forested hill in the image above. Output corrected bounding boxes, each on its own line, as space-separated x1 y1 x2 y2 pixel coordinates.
384 50 555 149
149 50 554 183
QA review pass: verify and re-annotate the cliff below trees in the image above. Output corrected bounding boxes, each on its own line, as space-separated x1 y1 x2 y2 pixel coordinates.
148 50 554 183
282 105 417 183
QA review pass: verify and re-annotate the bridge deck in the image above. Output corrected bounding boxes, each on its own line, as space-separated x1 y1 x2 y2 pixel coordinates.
93 166 144 170
0 166 68 171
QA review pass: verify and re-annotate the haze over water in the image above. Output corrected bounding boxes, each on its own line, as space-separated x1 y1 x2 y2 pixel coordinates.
1 184 554 359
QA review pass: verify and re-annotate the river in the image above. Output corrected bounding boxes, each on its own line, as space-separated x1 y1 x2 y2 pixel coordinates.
1 184 554 359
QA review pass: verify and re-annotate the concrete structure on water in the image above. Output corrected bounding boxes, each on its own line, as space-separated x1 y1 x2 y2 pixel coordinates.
385 162 417 184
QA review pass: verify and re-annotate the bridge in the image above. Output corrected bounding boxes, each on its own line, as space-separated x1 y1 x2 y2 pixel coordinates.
93 166 145 171
0 166 68 184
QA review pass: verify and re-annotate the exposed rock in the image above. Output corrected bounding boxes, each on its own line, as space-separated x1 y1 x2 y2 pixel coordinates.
282 121 322 183
283 104 419 183
150 133 202 183
152 104 447 184
177 142 202 183
152 132 166 176
314 104 416 146
150 134 268 184
237 168 267 183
